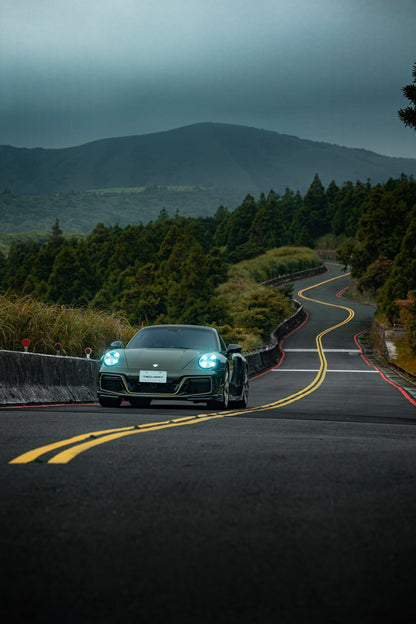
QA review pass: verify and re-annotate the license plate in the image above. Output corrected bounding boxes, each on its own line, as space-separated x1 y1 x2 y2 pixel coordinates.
139 370 167 383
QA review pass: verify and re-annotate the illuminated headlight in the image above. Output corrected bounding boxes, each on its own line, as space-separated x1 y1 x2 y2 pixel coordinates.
103 350 120 366
199 353 218 369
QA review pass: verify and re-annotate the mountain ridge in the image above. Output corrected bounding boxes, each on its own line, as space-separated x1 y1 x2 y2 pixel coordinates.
1 122 415 195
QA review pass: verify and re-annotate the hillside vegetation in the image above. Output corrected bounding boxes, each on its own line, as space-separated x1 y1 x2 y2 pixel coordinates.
336 175 416 361
1 172 416 359
0 246 319 356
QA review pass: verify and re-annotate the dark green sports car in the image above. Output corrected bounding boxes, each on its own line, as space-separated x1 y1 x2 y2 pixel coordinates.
98 324 249 409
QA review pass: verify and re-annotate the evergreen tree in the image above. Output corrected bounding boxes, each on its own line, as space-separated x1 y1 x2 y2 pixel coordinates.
290 174 329 246
379 208 416 319
249 192 288 250
352 186 408 277
398 61 416 130
280 187 302 230
223 194 258 260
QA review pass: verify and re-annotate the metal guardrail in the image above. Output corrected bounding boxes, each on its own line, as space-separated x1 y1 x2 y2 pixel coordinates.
245 300 306 376
244 262 327 375
260 263 326 288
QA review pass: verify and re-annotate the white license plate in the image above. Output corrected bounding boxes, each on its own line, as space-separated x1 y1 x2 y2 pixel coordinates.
139 370 167 383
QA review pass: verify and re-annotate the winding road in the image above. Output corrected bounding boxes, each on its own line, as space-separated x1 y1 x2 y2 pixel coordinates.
2 263 416 623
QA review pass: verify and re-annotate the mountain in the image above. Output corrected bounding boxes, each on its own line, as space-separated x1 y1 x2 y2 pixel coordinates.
1 122 415 196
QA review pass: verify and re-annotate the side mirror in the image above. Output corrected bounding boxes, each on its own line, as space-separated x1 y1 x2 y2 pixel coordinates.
227 343 242 355
110 340 123 348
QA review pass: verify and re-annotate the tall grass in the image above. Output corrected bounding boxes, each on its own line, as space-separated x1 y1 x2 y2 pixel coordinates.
0 294 135 357
216 246 319 349
228 246 320 283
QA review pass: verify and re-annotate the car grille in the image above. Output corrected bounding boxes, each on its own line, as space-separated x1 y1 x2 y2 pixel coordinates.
126 378 179 394
181 378 212 394
100 375 125 392
125 375 212 396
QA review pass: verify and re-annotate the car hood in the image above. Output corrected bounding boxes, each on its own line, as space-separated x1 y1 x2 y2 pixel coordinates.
124 348 202 371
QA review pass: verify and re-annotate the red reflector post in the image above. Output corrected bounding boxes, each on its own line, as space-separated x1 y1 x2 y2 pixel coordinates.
22 338 30 352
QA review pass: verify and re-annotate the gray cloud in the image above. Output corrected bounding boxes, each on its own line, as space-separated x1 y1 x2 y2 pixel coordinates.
1 0 416 157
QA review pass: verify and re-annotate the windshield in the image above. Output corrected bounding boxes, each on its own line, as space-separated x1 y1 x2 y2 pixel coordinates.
127 326 219 351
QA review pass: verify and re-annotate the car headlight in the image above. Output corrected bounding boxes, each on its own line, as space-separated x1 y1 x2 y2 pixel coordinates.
103 350 121 366
199 353 218 369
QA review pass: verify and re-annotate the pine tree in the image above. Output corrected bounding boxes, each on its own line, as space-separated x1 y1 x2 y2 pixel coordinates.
398 61 416 130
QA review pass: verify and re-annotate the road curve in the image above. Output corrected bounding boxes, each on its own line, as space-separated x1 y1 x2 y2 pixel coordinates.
2 263 416 624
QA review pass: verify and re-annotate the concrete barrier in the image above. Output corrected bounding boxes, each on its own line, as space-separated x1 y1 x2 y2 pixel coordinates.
0 350 100 406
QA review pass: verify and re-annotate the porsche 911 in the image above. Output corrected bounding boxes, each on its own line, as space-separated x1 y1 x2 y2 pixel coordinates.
98 324 249 409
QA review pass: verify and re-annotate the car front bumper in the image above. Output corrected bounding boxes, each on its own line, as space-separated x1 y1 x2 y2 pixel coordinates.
98 371 224 402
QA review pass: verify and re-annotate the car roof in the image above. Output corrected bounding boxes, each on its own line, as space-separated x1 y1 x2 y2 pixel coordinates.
142 324 217 332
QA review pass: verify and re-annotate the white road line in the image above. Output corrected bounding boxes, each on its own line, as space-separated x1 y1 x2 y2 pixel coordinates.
272 369 378 373
284 349 361 353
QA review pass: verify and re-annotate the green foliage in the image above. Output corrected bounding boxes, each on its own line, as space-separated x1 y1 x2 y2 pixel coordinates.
358 256 393 298
378 208 416 320
3 172 416 354
216 247 317 347
229 247 320 283
398 61 416 130
344 176 416 342
236 289 293 341
290 174 329 246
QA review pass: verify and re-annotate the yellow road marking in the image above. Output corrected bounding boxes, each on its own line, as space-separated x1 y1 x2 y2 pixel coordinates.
48 414 224 463
9 426 134 464
10 271 353 464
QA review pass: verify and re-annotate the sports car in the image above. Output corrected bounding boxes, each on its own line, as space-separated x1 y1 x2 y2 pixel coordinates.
98 324 249 409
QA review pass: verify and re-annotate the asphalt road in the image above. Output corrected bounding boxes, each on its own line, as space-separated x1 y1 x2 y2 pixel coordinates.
2 263 416 623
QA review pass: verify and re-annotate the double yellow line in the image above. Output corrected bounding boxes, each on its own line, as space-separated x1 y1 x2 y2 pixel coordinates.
10 272 353 464
249 272 354 412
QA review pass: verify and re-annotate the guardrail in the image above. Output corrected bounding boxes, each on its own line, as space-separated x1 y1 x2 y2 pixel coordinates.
260 263 326 287
245 300 305 376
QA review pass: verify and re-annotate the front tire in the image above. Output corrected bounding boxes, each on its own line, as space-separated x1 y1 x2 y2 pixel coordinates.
207 368 230 410
233 374 249 408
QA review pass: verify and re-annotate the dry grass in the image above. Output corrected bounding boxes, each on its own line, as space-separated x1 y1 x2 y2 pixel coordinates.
0 294 136 357
389 333 416 375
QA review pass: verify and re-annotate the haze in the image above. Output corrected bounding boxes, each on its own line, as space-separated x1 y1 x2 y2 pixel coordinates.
1 0 416 158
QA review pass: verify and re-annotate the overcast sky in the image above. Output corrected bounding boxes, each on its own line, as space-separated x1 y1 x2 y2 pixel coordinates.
1 0 416 157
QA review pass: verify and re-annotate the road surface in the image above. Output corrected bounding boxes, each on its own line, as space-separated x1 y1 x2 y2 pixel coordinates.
1 263 416 623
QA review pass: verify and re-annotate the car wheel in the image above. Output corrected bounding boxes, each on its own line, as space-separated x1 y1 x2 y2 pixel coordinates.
99 396 122 408
234 373 249 408
207 367 230 410
129 397 152 407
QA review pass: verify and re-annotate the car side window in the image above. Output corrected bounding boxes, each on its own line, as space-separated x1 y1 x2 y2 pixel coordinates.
218 334 227 353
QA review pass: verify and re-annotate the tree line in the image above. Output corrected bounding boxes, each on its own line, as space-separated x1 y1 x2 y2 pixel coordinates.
335 175 416 350
1 173 415 349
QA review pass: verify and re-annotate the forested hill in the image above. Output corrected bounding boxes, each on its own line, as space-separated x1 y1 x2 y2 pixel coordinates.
1 122 416 196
